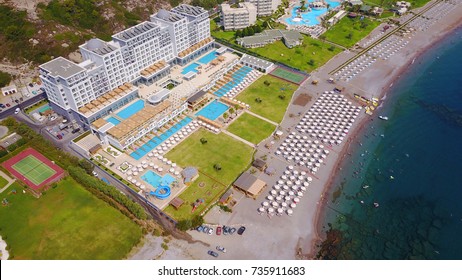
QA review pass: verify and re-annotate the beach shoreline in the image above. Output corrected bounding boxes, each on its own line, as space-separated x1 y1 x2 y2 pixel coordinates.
308 2 462 258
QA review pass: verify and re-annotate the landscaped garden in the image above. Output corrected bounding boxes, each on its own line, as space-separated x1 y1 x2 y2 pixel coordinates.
251 35 342 72
227 113 276 144
236 75 297 123
0 178 142 259
94 154 110 165
322 16 380 48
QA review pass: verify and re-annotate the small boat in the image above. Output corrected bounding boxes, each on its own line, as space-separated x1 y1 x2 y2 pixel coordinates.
379 116 389 120
360 200 364 204
373 202 380 208
390 176 395 180
362 185 370 189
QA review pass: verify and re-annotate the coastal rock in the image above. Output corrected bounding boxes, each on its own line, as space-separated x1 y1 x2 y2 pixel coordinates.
61 43 69 48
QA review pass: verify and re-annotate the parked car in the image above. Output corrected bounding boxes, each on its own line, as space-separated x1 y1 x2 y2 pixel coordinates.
28 83 33 87
101 177 110 185
6 103 10 107
222 226 229 235
216 226 222 235
207 250 218 258
56 134 63 140
197 226 204 232
207 228 213 235
216 246 226 253
230 227 236 235
237 226 246 235
202 226 209 233
0 104 4 108
92 171 98 177
14 108 20 114
71 128 81 134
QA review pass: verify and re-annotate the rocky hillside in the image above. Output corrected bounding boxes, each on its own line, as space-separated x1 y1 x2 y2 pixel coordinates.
0 0 173 69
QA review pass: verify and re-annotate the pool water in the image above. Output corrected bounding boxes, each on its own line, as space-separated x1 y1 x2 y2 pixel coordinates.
116 100 145 119
213 66 253 97
285 0 340 26
141 170 176 188
106 117 121 125
38 105 51 113
130 117 193 160
195 100 229 121
198 51 218 64
181 62 201 75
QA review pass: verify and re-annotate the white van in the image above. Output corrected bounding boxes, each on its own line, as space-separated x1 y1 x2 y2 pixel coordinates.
14 108 20 114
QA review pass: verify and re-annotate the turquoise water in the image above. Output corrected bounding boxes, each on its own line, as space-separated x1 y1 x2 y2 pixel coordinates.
182 62 201 75
198 51 218 64
38 105 51 113
141 170 176 188
319 27 462 259
213 66 253 97
116 100 145 119
106 117 121 125
130 117 192 160
195 100 229 120
285 0 340 26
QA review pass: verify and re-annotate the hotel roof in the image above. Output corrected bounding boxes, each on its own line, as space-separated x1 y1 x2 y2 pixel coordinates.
240 54 273 70
40 57 85 79
154 9 184 22
171 4 206 17
113 21 158 41
82 38 119 56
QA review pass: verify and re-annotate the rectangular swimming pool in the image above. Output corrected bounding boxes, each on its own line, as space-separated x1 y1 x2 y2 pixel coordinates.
198 51 218 64
130 117 193 160
106 117 121 125
181 62 200 75
116 100 145 119
195 100 229 121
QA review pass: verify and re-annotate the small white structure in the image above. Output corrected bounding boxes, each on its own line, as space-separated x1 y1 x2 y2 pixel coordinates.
327 10 346 26
1 85 17 96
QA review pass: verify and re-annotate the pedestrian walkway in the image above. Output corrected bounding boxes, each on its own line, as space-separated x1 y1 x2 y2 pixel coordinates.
0 170 15 193
222 130 255 147
245 110 279 126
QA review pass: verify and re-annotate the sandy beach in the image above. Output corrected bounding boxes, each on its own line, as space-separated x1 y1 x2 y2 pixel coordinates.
131 0 462 260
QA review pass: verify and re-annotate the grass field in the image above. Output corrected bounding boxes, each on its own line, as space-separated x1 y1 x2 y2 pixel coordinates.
166 129 254 186
364 0 430 8
12 155 56 186
323 17 381 48
227 113 276 144
164 175 224 221
236 75 297 123
0 176 8 189
0 178 142 259
210 20 236 42
270 67 306 84
251 35 342 72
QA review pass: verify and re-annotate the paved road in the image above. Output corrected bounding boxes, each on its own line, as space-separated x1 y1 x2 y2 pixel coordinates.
0 92 46 119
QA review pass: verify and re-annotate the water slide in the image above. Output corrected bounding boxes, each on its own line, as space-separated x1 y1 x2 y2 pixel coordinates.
149 185 171 200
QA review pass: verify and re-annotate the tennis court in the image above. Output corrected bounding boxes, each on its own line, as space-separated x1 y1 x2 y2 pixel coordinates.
269 67 308 85
2 148 65 190
12 155 56 186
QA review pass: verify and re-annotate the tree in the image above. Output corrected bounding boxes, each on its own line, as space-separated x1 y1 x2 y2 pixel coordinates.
223 112 229 119
235 29 242 38
346 33 353 39
229 107 235 114
242 28 249 37
200 138 208 144
308 59 315 66
78 159 94 174
214 163 222 171
176 219 192 231
264 80 271 86
0 71 12 87
255 97 262 103
254 25 262 33
247 27 255 36
328 45 336 52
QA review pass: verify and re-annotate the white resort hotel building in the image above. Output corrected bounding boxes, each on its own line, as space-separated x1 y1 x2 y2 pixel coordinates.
39 4 271 152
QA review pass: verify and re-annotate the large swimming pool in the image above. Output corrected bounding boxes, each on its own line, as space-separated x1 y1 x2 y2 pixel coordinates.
142 170 176 188
181 62 201 75
195 100 229 121
130 117 193 160
285 0 340 26
198 51 218 64
116 100 145 119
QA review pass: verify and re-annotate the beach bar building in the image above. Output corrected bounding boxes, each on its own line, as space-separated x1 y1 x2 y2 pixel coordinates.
233 173 267 199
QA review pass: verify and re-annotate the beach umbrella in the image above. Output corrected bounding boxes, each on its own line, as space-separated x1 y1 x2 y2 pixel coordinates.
287 209 294 216
307 177 313 182
272 201 279 208
149 162 154 167
127 176 133 181
271 190 277 195
132 179 137 184
282 175 288 180
169 168 175 173
127 171 133 175
158 167 163 172
275 196 282 201
137 164 142 168
136 182 141 187
285 196 291 201
140 185 145 189
141 160 147 164
174 171 180 176
289 191 295 196
278 180 284 185
262 201 269 207
258 207 265 213
290 203 297 208
274 185 281 190
300 186 307 192
281 202 288 208
267 195 274 201
279 190 286 196
138 168 143 172
268 207 274 214
297 192 303 198
133 172 138 176
294 197 300 203
303 182 310 187
288 165 294 170
277 208 284 215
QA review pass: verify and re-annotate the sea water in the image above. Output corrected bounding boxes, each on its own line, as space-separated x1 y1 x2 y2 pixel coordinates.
319 27 462 259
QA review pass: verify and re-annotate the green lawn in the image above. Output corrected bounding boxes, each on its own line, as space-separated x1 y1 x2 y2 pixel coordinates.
165 129 253 219
0 175 8 188
364 0 430 8
164 175 224 221
166 129 254 186
236 75 297 123
323 17 380 48
251 35 342 72
227 113 276 144
0 178 142 259
211 19 236 42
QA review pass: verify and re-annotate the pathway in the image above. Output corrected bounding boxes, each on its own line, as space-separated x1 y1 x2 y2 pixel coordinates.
222 130 255 148
0 170 16 194
245 110 279 126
